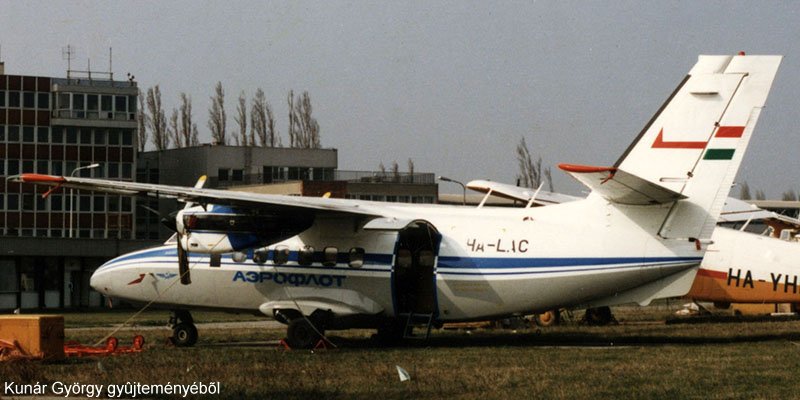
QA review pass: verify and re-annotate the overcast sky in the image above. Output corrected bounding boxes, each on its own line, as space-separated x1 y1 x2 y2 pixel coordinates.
1 1 798 197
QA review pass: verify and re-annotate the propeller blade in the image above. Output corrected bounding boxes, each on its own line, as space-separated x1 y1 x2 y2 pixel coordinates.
177 234 191 285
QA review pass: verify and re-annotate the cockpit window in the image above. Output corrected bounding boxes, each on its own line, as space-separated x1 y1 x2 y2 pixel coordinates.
164 233 178 245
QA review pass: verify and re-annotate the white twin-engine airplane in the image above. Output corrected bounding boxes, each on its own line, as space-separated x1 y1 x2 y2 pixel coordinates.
12 54 781 348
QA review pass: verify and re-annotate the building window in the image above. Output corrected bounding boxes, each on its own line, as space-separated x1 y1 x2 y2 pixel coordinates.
22 194 34 211
121 197 132 212
22 127 34 143
94 196 105 212
79 195 91 212
94 129 106 145
38 93 49 109
7 160 19 176
121 163 132 179
108 129 119 145
52 128 63 143
86 94 100 118
37 127 48 143
121 130 132 146
66 127 78 143
22 160 33 173
101 95 112 113
80 129 91 144
9 91 20 108
108 163 119 178
36 160 48 174
23 92 35 109
0 90 5 107
7 194 19 210
8 126 19 142
218 168 229 181
51 195 63 211
58 93 70 111
231 169 243 181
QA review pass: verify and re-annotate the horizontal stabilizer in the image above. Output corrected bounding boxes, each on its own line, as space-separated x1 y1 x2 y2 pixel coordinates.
558 164 687 205
466 180 580 205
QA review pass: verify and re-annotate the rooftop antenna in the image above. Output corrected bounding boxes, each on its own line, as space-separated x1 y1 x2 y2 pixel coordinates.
109 47 113 80
62 45 74 78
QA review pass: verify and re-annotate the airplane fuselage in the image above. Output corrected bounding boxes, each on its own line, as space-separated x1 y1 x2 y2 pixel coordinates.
91 196 702 323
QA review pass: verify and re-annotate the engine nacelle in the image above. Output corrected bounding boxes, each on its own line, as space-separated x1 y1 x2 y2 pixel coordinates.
175 205 313 254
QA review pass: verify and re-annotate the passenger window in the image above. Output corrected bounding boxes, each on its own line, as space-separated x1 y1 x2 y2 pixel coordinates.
349 248 365 269
273 246 290 265
397 249 412 269
298 246 315 266
323 247 338 267
253 249 269 265
210 254 221 268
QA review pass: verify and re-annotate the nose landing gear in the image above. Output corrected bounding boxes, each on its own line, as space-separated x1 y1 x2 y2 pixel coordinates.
169 310 198 347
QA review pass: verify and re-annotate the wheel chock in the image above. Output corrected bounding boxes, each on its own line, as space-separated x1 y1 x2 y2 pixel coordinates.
277 339 292 350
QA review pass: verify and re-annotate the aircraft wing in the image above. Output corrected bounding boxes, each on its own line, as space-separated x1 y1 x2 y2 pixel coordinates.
719 196 800 230
9 173 386 218
465 180 581 205
558 164 687 205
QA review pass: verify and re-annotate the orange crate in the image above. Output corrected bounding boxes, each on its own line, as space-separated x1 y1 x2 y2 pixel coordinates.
0 315 65 360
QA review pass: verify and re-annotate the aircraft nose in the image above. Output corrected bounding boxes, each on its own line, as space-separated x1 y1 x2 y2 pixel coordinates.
90 268 111 293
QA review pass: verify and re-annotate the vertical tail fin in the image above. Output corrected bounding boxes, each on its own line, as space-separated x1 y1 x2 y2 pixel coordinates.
614 54 781 239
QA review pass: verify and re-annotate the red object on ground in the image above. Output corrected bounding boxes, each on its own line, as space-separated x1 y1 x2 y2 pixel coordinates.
63 335 145 357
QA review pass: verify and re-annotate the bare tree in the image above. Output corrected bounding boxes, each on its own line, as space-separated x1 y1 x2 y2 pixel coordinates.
266 99 279 147
208 81 227 145
291 91 320 148
782 189 798 201
516 137 553 190
739 181 752 200
251 88 279 147
287 90 296 147
755 190 766 200
378 162 387 181
169 108 180 149
407 158 415 183
391 161 399 182
179 93 195 148
146 85 169 150
136 88 148 152
234 91 247 146
190 124 200 146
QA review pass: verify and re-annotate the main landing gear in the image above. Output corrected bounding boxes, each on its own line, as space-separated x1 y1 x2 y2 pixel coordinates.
169 310 198 347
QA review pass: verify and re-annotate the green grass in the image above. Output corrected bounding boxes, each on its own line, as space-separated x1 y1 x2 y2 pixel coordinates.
33 309 264 328
3 308 800 399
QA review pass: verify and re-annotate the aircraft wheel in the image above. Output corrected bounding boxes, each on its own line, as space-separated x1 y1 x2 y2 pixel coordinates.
171 322 198 347
534 310 561 327
286 318 323 349
375 320 406 346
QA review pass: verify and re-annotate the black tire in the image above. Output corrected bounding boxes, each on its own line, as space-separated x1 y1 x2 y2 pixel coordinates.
584 306 614 326
286 318 323 349
171 322 198 347
534 310 561 327
375 319 406 346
